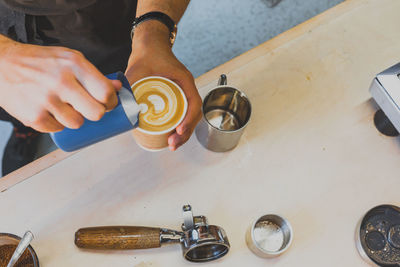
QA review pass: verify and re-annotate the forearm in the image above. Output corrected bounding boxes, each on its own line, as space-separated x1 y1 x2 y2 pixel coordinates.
136 0 190 23
130 0 190 58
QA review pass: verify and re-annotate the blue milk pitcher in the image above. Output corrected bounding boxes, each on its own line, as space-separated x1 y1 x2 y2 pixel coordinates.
50 72 140 152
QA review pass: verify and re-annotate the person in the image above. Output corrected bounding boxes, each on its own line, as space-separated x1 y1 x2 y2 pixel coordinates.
0 0 202 176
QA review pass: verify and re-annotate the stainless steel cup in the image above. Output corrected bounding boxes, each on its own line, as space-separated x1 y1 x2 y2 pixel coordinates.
195 74 251 152
246 214 293 258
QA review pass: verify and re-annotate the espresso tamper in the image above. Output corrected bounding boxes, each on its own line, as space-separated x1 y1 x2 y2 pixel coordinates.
369 62 400 137
75 205 230 262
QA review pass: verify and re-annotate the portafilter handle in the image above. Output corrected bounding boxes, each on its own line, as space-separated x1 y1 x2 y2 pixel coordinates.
75 226 182 250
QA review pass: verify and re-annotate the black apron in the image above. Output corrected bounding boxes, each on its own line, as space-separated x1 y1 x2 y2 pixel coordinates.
0 0 138 74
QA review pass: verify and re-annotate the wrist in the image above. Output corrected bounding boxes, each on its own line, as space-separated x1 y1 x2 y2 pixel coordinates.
131 20 172 53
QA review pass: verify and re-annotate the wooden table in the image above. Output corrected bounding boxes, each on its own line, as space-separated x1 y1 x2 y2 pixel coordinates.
1 0 400 266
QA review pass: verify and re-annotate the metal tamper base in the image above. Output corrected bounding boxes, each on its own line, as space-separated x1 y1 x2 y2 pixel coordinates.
370 63 400 137
356 205 400 266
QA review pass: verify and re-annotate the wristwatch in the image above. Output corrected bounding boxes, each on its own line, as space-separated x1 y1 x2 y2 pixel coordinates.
131 11 178 46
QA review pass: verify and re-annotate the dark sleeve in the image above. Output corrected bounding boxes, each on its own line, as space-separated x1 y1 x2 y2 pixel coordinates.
0 0 27 42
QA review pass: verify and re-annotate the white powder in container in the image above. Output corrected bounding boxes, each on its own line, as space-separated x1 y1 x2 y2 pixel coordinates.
253 221 284 252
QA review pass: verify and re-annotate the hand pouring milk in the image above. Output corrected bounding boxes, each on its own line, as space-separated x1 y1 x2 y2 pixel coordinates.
50 72 141 152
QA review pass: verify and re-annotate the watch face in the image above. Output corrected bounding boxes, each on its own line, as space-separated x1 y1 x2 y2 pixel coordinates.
170 25 177 46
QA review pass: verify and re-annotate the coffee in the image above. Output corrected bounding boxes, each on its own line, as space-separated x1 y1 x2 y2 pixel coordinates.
132 77 185 133
131 76 188 151
0 245 34 267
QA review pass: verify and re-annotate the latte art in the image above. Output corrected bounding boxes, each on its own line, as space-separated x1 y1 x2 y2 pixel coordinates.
132 77 185 132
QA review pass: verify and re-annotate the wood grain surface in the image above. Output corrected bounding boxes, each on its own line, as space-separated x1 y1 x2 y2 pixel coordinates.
75 226 161 250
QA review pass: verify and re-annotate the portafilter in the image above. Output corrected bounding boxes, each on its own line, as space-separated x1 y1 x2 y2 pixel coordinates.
75 205 230 262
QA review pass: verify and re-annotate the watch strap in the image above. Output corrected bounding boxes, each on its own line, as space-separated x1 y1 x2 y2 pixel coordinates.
132 11 176 37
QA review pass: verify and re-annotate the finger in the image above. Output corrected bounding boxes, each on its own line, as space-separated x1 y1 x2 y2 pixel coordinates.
27 112 64 133
168 130 192 151
111 80 122 92
174 76 202 136
64 51 119 110
59 75 106 121
47 96 85 129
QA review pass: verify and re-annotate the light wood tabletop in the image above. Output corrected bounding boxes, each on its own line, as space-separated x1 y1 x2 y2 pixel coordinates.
1 0 400 266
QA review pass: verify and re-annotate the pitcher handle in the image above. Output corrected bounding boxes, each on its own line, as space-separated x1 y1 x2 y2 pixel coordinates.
218 74 227 86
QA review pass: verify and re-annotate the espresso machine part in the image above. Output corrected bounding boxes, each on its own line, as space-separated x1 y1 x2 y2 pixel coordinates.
246 214 293 258
75 205 230 262
369 63 400 137
356 204 400 266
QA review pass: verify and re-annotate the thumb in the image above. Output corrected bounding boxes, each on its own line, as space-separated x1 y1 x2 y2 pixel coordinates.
110 80 122 91
125 66 150 86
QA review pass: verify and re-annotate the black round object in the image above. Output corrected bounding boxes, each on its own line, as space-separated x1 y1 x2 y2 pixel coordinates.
374 109 399 137
388 225 400 249
366 231 386 251
358 205 400 266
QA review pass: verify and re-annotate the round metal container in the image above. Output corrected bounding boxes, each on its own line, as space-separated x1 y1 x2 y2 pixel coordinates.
0 233 39 266
355 204 400 266
195 74 251 152
181 225 230 262
246 214 293 258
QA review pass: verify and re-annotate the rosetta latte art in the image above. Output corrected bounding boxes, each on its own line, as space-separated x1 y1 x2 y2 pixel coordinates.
132 78 185 132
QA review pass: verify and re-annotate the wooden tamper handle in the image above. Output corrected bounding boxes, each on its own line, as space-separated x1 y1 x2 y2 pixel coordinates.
75 226 161 249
